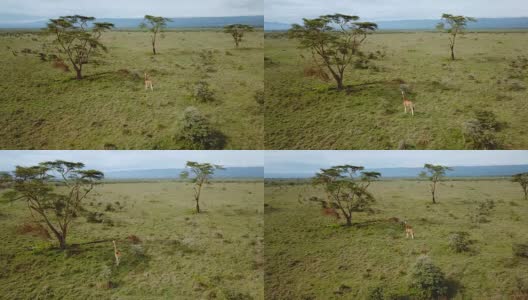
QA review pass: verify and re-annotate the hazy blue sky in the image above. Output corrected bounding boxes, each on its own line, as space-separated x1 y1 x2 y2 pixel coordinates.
0 151 264 172
265 151 528 174
1 0 262 19
265 0 528 23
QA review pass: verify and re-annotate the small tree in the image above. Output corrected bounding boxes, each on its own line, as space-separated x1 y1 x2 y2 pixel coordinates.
140 15 172 55
0 172 12 189
224 24 254 48
312 165 380 226
289 14 377 90
436 14 476 60
409 255 448 299
512 173 528 200
180 161 224 213
2 160 103 249
420 164 452 204
46 15 114 79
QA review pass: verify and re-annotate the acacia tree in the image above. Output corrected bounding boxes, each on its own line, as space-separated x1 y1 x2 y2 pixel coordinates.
0 172 12 188
224 24 254 48
312 165 380 226
2 160 103 249
289 14 377 90
512 172 528 200
46 15 114 80
180 161 224 213
420 164 452 204
436 14 476 60
140 15 172 55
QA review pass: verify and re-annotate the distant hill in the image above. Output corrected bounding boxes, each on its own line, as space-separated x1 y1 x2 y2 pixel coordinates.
0 14 263 29
105 167 263 180
265 165 528 179
265 17 528 31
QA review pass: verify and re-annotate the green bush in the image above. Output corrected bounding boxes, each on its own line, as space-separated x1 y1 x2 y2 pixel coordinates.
448 231 472 253
254 90 264 107
513 243 528 258
409 255 447 299
179 107 225 149
192 81 216 102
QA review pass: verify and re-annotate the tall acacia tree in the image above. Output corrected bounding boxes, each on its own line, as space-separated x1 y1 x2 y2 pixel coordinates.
46 15 114 80
140 15 172 55
224 24 254 48
2 160 103 249
289 14 377 90
420 164 452 204
512 172 528 200
436 14 476 60
312 165 380 226
180 161 224 213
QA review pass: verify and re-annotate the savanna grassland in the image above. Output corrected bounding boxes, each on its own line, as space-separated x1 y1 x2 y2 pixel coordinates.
0 181 264 299
0 29 263 149
265 31 528 150
265 179 528 299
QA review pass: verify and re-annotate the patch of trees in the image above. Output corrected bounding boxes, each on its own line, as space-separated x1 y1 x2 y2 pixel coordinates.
288 14 377 90
45 15 114 80
1 160 103 249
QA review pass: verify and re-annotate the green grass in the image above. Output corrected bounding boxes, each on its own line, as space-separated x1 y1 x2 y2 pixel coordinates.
265 179 528 299
0 181 264 299
0 30 263 149
265 31 528 149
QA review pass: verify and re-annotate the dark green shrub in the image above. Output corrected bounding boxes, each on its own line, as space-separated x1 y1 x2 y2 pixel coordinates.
448 231 472 253
368 286 386 300
192 80 216 102
409 255 447 299
513 243 528 258
254 90 264 106
179 107 225 149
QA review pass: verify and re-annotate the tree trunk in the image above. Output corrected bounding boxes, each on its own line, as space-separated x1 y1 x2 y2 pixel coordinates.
58 235 67 249
450 45 455 60
152 42 157 55
335 76 344 90
195 199 200 213
345 215 352 226
75 68 82 80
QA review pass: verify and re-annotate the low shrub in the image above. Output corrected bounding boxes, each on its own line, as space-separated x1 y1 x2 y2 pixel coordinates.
179 106 225 149
513 243 528 258
192 81 216 102
409 255 447 299
254 90 264 107
448 231 472 253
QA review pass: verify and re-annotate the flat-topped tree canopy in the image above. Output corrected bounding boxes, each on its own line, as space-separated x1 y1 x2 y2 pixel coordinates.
45 15 114 79
224 24 254 48
288 13 378 90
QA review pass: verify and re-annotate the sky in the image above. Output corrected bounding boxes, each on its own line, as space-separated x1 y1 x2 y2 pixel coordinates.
1 0 263 19
265 0 528 23
0 151 264 172
265 151 528 174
